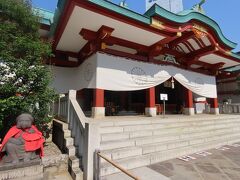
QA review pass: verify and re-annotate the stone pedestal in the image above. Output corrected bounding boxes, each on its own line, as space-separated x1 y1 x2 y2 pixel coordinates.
145 107 157 117
184 108 195 116
0 160 43 180
210 108 219 115
92 107 105 118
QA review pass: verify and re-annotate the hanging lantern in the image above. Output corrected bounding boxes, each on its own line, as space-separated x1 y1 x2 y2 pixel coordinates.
171 77 175 89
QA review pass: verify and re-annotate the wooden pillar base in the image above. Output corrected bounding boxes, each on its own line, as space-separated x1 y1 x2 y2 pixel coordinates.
145 107 157 117
184 108 195 116
92 107 105 118
210 108 219 115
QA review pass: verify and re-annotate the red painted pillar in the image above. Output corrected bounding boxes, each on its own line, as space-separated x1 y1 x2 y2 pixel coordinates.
93 89 104 107
210 98 218 108
185 89 193 108
145 87 156 116
92 88 105 118
209 97 219 115
146 87 155 107
184 88 194 115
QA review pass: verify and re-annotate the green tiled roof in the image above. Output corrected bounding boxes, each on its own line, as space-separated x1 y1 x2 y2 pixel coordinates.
145 4 237 49
33 7 54 25
49 0 240 60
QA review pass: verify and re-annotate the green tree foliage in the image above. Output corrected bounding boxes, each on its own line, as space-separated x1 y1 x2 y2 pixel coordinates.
0 0 56 138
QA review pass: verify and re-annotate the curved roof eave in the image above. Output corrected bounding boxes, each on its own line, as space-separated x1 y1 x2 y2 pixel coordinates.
50 0 240 61
144 4 237 49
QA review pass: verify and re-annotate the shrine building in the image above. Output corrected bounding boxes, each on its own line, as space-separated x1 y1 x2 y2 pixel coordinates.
38 0 240 118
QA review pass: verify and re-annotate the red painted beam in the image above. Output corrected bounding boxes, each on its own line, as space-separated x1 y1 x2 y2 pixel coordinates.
218 90 239 95
79 28 186 60
97 25 114 40
55 50 79 58
217 72 239 79
46 58 79 67
168 31 195 48
79 26 114 60
102 48 148 62
80 28 149 53
40 24 50 31
184 46 216 66
194 61 224 70
100 48 211 75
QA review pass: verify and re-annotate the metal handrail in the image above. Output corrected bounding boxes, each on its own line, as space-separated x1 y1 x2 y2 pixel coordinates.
96 151 140 180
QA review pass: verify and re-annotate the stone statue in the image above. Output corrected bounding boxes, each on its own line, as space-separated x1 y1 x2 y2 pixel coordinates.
0 113 45 164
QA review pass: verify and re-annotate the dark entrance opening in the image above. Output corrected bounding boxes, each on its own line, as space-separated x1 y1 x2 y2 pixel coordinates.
105 90 146 116
155 79 184 114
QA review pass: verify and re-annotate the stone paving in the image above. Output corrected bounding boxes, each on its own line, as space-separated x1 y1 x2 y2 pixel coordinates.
103 143 240 180
148 143 240 180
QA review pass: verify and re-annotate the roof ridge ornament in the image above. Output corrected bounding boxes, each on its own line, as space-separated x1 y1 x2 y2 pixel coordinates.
119 0 128 8
192 0 206 14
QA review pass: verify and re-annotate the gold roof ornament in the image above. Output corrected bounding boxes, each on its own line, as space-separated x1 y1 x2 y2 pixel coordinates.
119 0 128 8
192 0 206 14
192 24 207 38
151 18 165 30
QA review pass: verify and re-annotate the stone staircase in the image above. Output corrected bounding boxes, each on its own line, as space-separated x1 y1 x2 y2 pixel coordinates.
98 115 240 177
52 119 83 180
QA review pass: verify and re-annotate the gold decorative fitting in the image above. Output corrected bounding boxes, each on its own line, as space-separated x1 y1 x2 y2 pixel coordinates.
192 28 207 39
151 18 165 30
192 24 207 38
177 32 182 37
101 42 107 50
193 24 207 32
225 51 232 56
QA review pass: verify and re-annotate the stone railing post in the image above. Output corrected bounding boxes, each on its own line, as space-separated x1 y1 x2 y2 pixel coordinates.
67 90 77 123
83 122 100 180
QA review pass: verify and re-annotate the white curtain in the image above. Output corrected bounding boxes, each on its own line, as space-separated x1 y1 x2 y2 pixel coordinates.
50 52 217 98
96 53 217 98
49 54 97 93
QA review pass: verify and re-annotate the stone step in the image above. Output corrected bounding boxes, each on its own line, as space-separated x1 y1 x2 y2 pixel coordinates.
99 115 240 128
99 118 240 134
100 126 240 151
100 129 240 161
101 139 135 150
69 156 80 168
53 119 69 130
100 122 240 142
153 122 240 136
141 130 240 155
101 147 143 161
67 145 76 157
70 167 84 180
100 134 240 176
64 129 71 138
65 137 74 146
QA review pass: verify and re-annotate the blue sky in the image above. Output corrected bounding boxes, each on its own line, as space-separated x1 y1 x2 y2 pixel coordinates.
32 0 240 52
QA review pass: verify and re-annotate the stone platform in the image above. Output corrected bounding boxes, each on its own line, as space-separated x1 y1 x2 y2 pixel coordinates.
0 160 43 180
97 114 240 176
0 142 72 180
